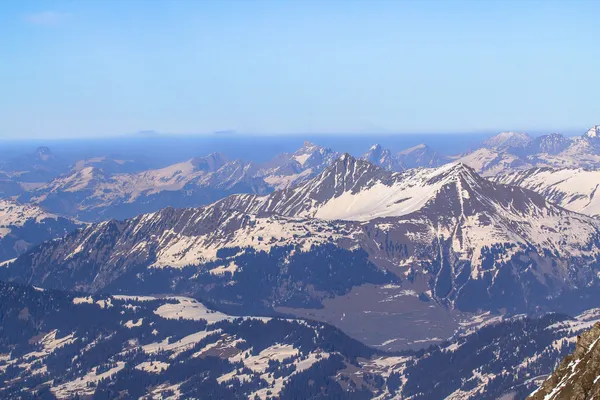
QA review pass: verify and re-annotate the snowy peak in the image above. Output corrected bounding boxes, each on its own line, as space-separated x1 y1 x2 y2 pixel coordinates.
301 140 320 150
584 125 600 139
290 141 338 167
220 156 559 224
396 143 448 169
255 141 341 189
190 152 228 172
483 131 532 149
361 143 448 171
368 143 383 152
364 144 387 159
530 132 571 155
317 153 389 192
427 161 479 182
361 144 403 171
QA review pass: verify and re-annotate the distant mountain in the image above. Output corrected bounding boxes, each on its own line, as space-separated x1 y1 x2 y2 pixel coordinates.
6 155 600 347
361 143 448 172
585 125 600 139
526 126 600 169
361 144 404 171
23 153 272 221
524 133 572 155
458 127 600 175
3 280 600 399
257 141 340 189
0 146 69 183
0 199 80 262
20 143 345 221
441 146 533 176
71 154 148 174
528 321 600 400
396 143 449 169
482 131 532 149
494 167 600 217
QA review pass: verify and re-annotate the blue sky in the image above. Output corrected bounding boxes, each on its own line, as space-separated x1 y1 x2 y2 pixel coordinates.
1 0 599 139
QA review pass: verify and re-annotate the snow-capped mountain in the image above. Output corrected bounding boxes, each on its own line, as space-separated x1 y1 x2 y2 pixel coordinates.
361 143 448 171
585 125 600 139
20 143 342 221
217 156 600 310
494 167 600 217
524 132 572 155
454 147 533 176
0 199 80 261
2 280 598 400
396 143 449 169
482 131 532 149
457 127 600 175
23 153 272 221
6 154 600 328
361 144 404 171
527 126 600 169
256 141 340 189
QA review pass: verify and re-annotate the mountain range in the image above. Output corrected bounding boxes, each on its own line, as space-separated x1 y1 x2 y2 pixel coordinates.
4 127 600 398
4 153 600 352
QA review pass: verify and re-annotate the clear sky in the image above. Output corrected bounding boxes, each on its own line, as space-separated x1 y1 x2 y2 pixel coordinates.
1 0 599 139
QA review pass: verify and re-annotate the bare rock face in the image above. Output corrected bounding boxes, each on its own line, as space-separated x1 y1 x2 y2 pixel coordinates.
529 322 600 400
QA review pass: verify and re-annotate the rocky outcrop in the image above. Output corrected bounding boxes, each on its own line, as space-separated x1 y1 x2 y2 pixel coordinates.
529 322 600 400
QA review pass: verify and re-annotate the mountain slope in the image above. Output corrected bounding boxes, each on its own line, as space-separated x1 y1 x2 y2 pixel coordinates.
455 147 533 176
0 199 80 262
0 281 379 400
217 156 600 310
494 167 600 217
2 280 599 400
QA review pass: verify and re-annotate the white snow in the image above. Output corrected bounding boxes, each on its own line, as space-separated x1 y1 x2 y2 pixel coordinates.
51 362 125 398
124 318 143 328
0 258 16 268
135 361 169 374
72 296 94 305
153 296 233 324
0 199 57 238
209 261 239 276
495 167 600 216
142 330 220 357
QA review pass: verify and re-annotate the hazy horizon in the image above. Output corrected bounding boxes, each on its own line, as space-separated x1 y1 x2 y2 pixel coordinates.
1 0 599 139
